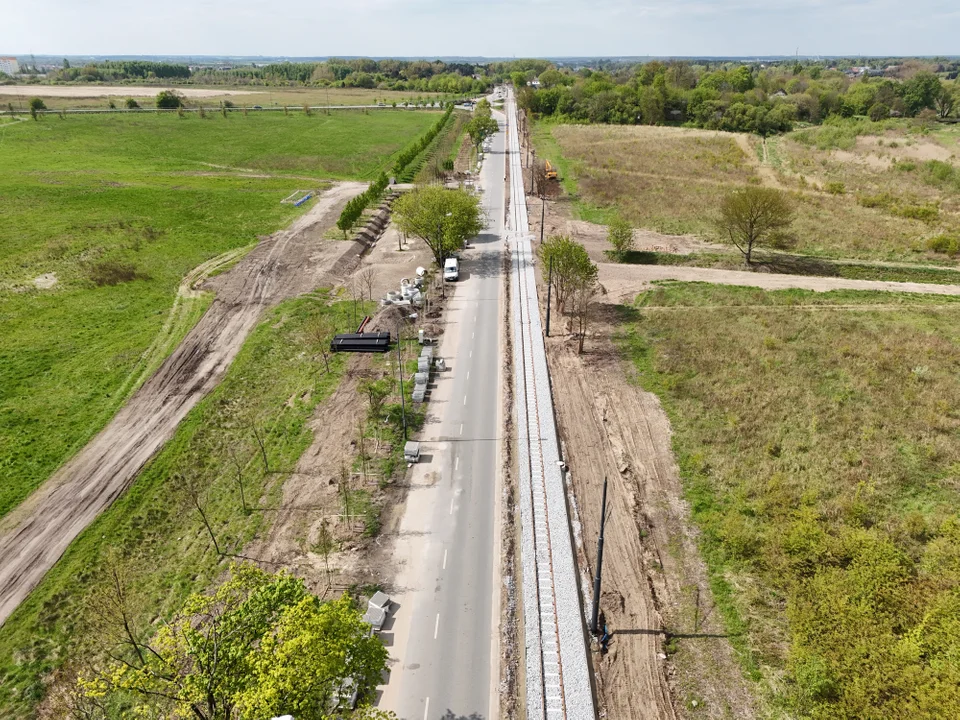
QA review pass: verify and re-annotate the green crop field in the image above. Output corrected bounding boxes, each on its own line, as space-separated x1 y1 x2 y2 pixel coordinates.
625 283 960 718
0 110 436 520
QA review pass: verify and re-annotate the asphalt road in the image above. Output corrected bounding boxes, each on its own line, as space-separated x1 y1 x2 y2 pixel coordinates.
380 109 507 720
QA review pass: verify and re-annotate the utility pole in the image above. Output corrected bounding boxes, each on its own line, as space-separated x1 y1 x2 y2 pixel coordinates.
396 325 408 441
530 149 536 195
540 195 546 244
545 256 553 337
590 476 609 635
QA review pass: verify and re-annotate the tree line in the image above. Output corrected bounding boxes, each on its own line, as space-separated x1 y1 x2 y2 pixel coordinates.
392 104 454 181
516 60 960 135
337 173 390 238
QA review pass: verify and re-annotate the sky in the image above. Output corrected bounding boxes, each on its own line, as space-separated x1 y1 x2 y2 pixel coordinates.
3 0 959 58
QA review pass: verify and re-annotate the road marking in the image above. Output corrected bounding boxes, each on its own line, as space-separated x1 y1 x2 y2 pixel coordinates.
443 548 448 569
467 370 470 380
455 456 459 471
469 350 472 358
449 497 455 515
424 697 430 720
463 395 467 406
460 423 463 436
472 331 475 339
434 613 440 639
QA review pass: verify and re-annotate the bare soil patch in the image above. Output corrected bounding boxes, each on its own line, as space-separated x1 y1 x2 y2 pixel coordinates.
0 86 263 99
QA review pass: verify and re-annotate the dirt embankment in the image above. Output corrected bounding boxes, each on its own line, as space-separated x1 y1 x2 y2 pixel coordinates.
0 182 366 627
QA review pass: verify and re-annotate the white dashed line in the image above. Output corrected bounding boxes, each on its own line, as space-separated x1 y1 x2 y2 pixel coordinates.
455 456 459 471
460 423 463 436
424 697 430 720
463 395 467 405
443 549 448 569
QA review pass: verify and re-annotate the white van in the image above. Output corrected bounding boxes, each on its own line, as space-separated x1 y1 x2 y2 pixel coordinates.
443 257 459 281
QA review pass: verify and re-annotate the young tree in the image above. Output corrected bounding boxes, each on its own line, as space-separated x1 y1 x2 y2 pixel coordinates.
314 520 336 589
571 276 601 354
305 314 334 373
716 186 794 265
76 564 390 720
933 84 957 119
606 216 635 261
125 97 140 109
358 265 378 301
393 185 485 268
537 234 598 314
28 97 45 120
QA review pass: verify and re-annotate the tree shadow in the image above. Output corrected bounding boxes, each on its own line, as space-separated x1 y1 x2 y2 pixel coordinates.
437 712 485 720
752 253 840 277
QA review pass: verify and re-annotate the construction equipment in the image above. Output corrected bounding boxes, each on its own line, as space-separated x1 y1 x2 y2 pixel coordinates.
545 160 559 180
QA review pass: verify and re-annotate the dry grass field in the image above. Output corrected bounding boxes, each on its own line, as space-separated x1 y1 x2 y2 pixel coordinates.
1 85 450 111
536 121 960 262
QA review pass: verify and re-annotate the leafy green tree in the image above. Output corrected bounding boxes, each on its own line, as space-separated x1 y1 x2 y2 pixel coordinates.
156 89 184 109
933 84 957 119
606 216 634 260
537 234 598 313
28 97 45 120
716 186 794 265
901 71 942 116
869 102 891 121
467 114 499 151
393 185 484 267
76 564 390 720
124 98 140 109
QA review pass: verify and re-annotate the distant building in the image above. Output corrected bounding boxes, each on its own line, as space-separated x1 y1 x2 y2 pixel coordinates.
0 57 19 75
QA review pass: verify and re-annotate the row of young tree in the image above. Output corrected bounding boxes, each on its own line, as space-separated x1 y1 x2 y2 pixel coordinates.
516 60 960 135
51 60 191 83
337 173 390 237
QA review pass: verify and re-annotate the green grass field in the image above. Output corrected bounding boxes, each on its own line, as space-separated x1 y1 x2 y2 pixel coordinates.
0 293 363 717
0 110 436 519
625 283 960 718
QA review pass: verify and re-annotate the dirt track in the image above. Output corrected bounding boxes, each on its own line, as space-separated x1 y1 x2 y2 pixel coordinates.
0 182 365 626
597 263 960 304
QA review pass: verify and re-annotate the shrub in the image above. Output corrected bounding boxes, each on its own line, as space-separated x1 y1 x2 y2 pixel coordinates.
857 192 895 209
868 102 890 121
892 161 916 172
891 203 939 222
155 90 184 109
28 97 46 111
926 234 960 256
825 181 846 195
125 98 140 109
87 260 145 286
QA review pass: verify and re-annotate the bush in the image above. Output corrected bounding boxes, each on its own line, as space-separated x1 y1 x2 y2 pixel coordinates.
155 90 184 109
125 98 140 109
87 260 145 286
607 216 635 260
891 203 939 222
925 234 960 256
28 97 46 111
868 102 890 121
825 181 846 195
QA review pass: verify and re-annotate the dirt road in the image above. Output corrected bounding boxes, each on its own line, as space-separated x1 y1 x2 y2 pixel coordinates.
0 183 365 626
599 263 960 303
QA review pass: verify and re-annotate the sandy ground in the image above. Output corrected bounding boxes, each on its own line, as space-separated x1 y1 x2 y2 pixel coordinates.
0 182 366 626
0 85 263 98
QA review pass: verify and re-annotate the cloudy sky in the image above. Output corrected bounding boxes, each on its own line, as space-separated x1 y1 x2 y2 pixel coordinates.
4 0 958 58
